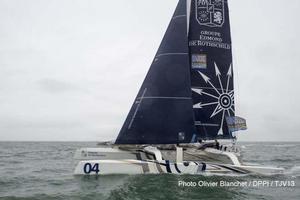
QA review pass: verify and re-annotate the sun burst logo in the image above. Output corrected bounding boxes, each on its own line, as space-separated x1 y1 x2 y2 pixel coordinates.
192 63 234 135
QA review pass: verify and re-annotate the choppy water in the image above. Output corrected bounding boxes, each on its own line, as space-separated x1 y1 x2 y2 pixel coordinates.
0 142 299 200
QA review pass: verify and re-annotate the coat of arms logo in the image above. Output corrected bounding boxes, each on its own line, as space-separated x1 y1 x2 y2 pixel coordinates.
196 0 225 27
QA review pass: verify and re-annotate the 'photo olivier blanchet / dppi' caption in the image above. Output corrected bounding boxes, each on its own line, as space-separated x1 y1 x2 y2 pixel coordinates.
178 180 296 188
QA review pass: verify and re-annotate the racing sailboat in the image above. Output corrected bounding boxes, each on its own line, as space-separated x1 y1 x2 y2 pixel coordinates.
74 0 283 175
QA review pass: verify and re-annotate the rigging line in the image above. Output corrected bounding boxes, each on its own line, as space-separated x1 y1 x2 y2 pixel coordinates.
128 88 147 129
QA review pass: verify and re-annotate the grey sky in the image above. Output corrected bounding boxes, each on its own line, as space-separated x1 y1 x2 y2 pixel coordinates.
0 0 299 141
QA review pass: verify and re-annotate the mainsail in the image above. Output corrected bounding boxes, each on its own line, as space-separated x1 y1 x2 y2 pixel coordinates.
115 0 235 144
115 0 196 144
189 0 234 139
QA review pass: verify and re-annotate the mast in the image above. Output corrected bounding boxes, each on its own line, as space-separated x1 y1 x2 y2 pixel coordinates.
187 0 192 35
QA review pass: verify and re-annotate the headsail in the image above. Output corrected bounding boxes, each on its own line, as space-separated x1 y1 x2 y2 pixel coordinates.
189 0 235 139
115 0 196 144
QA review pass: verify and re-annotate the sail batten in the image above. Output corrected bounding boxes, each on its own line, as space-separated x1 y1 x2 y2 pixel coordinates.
137 97 192 100
173 15 186 19
155 53 188 58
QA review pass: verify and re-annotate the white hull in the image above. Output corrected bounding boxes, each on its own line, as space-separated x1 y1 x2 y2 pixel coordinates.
74 159 283 175
74 144 284 176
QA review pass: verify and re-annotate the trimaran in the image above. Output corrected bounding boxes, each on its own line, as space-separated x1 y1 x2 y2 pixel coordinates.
74 0 284 175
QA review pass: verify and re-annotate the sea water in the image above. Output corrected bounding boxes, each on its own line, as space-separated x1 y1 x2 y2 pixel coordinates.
0 142 299 200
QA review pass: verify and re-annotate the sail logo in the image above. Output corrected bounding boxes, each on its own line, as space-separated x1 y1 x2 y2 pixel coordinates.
226 116 247 133
195 0 225 27
192 63 234 136
192 54 207 69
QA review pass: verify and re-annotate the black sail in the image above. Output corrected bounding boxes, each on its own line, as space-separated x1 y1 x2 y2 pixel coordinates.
189 0 235 139
115 0 196 144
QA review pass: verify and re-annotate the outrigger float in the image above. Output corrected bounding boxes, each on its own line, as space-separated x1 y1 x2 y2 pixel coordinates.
74 0 284 175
